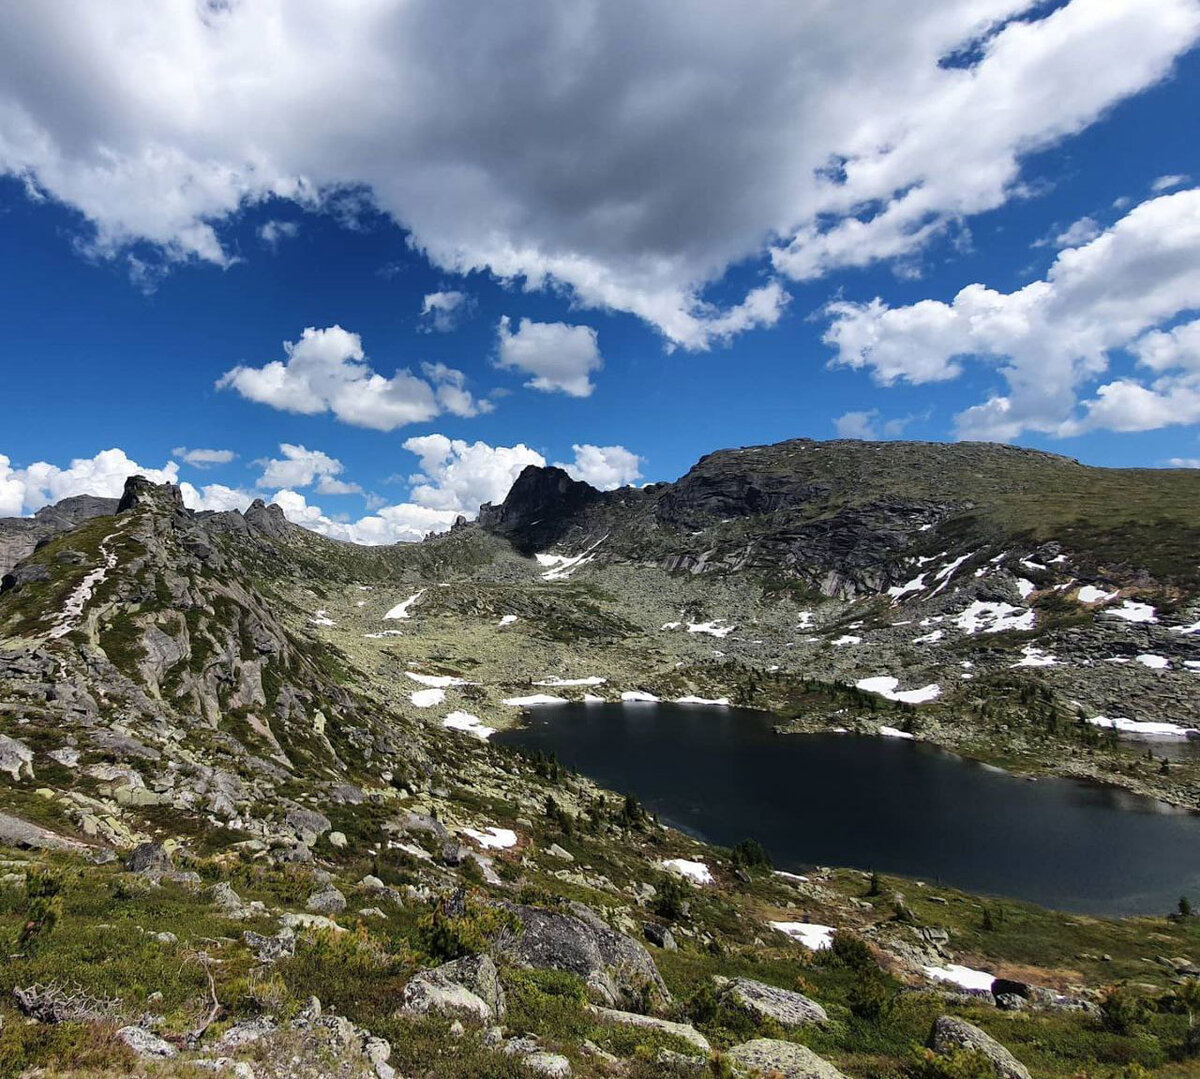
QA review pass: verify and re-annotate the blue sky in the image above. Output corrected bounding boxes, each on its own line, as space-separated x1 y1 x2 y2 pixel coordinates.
1 2 1199 542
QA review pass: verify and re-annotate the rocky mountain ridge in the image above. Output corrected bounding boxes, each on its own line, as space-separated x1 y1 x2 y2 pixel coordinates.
1 440 1200 1077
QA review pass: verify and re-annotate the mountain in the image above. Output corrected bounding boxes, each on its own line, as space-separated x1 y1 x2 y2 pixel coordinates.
1 440 1199 1077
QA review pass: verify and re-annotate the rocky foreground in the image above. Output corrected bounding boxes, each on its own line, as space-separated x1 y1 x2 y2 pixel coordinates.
1 441 1200 1076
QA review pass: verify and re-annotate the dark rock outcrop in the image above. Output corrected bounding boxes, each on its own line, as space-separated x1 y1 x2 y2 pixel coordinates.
478 466 603 554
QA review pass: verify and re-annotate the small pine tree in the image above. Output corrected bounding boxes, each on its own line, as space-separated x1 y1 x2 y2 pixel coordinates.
981 905 995 932
867 870 882 897
1180 895 1193 919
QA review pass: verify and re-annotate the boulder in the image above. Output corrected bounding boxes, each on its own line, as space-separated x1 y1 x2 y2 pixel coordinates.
589 1004 710 1050
284 807 332 844
716 976 827 1027
724 1038 846 1078
306 886 347 914
116 1025 177 1059
126 842 172 874
644 922 677 951
928 1015 1032 1079
0 734 34 781
402 954 506 1021
500 902 670 1010
244 928 297 962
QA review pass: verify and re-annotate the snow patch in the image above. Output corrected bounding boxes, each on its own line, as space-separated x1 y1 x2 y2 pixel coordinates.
832 634 862 646
310 610 336 627
1015 578 1035 599
621 690 660 703
887 573 926 599
1087 716 1197 738
536 535 607 580
498 614 518 627
674 695 731 706
1013 645 1056 668
661 858 712 884
463 826 517 850
502 694 569 707
406 672 471 687
771 922 835 950
879 725 915 740
1136 654 1170 670
1077 585 1117 605
687 620 737 638
857 677 941 704
410 688 445 708
384 589 427 620
1107 600 1158 623
535 676 606 687
443 712 496 740
953 601 1035 635
924 964 995 993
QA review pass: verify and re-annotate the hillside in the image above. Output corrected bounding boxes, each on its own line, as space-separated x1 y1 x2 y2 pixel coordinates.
0 440 1199 1077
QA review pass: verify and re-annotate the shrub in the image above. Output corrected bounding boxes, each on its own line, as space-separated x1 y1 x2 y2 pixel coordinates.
730 839 772 871
654 874 690 921
910 1046 1000 1078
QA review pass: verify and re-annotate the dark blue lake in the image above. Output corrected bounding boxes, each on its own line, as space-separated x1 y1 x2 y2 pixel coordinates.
495 702 1200 916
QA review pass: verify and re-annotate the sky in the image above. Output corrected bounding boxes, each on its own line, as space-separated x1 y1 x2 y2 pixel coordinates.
1 0 1199 543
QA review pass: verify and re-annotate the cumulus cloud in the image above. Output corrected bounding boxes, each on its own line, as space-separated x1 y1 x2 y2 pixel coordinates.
2 2 1194 347
420 291 473 332
258 219 299 248
270 435 549 544
401 434 545 513
824 188 1200 440
555 444 642 490
178 482 255 513
1168 457 1200 468
216 325 489 429
173 446 236 468
0 448 178 515
496 317 603 397
1052 216 1102 248
255 443 361 495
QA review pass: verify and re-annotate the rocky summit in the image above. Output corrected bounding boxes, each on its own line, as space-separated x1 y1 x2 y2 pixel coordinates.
1 439 1200 1077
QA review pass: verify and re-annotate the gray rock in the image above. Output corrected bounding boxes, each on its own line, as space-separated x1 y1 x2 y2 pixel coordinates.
546 843 574 862
928 1015 1032 1079
644 922 677 950
0 734 34 780
210 881 246 915
306 886 347 914
716 976 828 1027
117 1025 177 1058
402 954 506 1021
284 807 332 844
589 1004 710 1050
725 1038 847 1078
0 812 90 853
244 928 296 962
500 902 670 1010
126 842 173 874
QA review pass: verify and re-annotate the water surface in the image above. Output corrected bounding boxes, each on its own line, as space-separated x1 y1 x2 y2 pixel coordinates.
496 702 1200 916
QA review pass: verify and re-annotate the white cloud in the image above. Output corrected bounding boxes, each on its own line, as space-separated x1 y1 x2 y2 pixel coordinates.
824 188 1200 440
834 410 882 440
1052 216 1101 248
216 325 488 429
1152 174 1191 192
255 443 352 492
420 290 473 332
179 482 254 513
2 1 1194 347
420 362 494 418
402 434 545 513
832 410 919 440
496 317 602 397
555 444 642 490
258 219 299 247
269 434 548 544
1168 457 1200 468
2 448 179 514
173 446 236 468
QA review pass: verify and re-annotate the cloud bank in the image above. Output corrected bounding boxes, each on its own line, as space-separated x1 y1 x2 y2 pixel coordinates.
2 1 1195 348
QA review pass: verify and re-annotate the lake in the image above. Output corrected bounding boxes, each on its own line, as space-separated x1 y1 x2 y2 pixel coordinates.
495 702 1200 916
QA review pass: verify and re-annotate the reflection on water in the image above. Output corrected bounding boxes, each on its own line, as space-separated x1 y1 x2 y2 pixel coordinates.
496 702 1200 916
